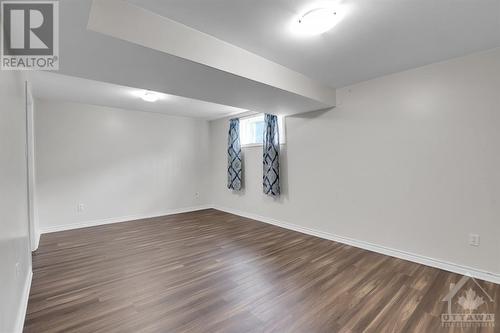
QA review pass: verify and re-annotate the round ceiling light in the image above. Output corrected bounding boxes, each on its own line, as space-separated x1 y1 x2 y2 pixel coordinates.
295 7 340 36
141 91 161 102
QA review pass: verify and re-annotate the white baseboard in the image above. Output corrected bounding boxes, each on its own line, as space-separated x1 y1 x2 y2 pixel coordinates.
34 231 40 250
14 269 32 333
40 205 212 234
213 205 500 285
31 230 40 252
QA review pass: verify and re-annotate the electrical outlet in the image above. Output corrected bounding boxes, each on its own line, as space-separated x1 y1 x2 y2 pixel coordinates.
15 262 20 277
77 203 85 212
468 234 480 247
194 192 200 198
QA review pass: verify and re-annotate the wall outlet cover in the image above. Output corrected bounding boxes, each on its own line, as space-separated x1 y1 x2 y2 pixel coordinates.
468 234 480 247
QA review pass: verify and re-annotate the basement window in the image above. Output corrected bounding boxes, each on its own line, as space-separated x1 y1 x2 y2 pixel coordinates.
239 114 286 147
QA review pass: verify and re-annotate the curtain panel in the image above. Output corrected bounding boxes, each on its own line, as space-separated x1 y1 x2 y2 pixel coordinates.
227 118 242 191
263 114 280 196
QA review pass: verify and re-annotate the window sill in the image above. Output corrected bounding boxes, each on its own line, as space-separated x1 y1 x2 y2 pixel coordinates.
241 143 286 148
241 143 262 148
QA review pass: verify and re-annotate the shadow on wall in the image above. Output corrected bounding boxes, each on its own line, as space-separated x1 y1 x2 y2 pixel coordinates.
278 107 336 202
273 108 335 204
288 107 334 120
276 145 288 202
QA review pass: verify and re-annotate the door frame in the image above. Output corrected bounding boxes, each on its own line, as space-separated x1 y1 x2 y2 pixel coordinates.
25 80 39 251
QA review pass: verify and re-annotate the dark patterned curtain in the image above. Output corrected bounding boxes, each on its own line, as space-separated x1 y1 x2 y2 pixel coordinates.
263 114 280 196
227 118 242 191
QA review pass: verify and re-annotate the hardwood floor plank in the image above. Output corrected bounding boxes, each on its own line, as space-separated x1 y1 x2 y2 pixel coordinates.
25 209 499 332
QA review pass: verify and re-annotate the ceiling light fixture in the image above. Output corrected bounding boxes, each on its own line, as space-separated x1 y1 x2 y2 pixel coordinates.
140 91 161 102
293 6 343 36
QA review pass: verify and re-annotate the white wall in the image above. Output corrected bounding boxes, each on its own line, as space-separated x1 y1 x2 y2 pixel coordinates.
35 100 210 232
0 72 32 332
209 48 500 278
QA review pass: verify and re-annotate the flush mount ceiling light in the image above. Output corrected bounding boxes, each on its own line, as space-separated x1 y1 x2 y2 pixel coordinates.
140 91 161 102
299 8 337 35
292 6 344 36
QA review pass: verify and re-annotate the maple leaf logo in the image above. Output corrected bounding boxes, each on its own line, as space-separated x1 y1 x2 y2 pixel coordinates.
457 288 485 312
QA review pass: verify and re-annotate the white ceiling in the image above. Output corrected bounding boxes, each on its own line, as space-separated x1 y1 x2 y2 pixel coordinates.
27 72 246 119
129 0 500 88
49 0 499 119
56 0 332 117
88 0 336 108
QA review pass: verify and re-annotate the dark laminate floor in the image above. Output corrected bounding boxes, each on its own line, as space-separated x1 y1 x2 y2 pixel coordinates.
25 209 499 333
